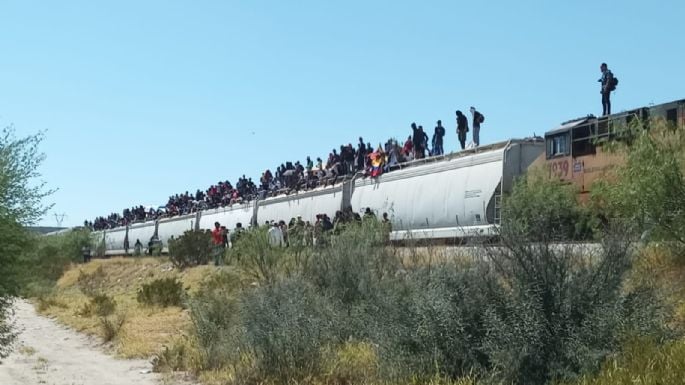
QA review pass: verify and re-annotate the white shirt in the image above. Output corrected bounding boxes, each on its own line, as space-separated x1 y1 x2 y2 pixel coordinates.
268 226 284 247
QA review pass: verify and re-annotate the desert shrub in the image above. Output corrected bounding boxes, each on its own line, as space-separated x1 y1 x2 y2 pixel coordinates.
100 314 126 342
195 268 244 298
0 299 16 360
152 336 201 373
366 262 495 380
77 294 116 317
592 119 685 252
229 227 287 283
137 277 185 307
35 292 68 312
502 170 596 241
76 265 106 296
239 279 339 380
567 338 685 385
189 284 243 370
185 196 673 385
479 219 674 385
14 228 92 298
305 220 399 307
321 341 379 384
169 230 212 269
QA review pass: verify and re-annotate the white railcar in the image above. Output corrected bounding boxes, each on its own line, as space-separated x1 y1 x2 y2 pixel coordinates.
197 202 255 232
126 221 156 254
103 227 127 255
256 185 343 225
157 214 196 249
350 140 543 240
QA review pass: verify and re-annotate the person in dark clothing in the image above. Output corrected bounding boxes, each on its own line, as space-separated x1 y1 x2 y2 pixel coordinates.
220 226 229 248
411 123 424 159
134 239 143 256
356 137 366 171
432 120 445 155
455 110 469 150
322 215 334 231
81 245 91 263
470 107 484 146
598 62 614 116
418 126 429 158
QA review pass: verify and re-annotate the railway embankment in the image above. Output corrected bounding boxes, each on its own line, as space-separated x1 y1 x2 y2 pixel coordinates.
18 121 685 385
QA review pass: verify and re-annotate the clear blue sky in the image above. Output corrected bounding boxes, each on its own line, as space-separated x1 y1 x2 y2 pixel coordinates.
1 1 683 227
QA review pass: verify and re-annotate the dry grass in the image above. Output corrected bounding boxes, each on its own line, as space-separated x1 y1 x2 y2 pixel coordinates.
32 245 685 385
628 244 685 326
37 257 214 358
18 345 37 356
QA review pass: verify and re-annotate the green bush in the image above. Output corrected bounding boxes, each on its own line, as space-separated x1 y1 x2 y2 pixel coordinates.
228 227 287 282
502 170 596 241
168 230 212 269
152 337 199 373
185 202 674 385
189 283 243 370
100 314 126 342
15 228 92 297
239 279 339 380
592 119 685 251
567 338 685 385
77 293 116 317
137 277 185 307
76 265 106 296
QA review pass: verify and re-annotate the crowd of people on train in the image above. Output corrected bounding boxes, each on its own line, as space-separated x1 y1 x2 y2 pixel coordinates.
85 108 485 231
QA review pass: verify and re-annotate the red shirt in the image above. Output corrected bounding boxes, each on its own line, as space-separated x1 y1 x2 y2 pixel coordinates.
211 228 223 245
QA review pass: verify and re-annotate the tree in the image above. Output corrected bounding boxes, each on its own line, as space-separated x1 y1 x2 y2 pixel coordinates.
0 126 53 359
593 119 685 250
484 171 670 384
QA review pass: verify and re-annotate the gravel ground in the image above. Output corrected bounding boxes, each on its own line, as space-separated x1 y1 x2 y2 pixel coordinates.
0 299 191 385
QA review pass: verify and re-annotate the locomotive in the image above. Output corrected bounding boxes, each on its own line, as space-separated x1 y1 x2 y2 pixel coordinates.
539 98 685 197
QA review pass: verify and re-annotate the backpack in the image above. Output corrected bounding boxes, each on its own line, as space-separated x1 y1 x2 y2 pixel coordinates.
610 76 619 91
478 112 485 124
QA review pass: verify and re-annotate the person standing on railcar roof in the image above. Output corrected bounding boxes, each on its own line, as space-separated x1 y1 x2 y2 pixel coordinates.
470 107 484 147
432 120 445 156
455 110 468 150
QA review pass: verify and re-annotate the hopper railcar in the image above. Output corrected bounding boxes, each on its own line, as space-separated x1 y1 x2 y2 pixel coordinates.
90 139 544 255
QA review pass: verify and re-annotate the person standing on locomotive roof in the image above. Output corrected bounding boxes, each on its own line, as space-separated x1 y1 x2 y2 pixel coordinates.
470 106 484 147
599 63 614 116
455 110 468 150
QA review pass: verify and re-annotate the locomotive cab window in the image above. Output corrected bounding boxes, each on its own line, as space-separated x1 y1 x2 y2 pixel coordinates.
572 123 596 157
546 132 570 159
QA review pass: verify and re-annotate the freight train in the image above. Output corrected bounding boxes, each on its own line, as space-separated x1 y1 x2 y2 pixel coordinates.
89 98 685 255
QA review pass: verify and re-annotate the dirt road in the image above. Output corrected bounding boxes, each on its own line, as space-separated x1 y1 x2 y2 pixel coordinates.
0 299 186 385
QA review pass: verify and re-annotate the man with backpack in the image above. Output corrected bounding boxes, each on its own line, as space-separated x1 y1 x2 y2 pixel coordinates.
432 120 445 156
470 107 484 146
598 63 617 116
455 111 469 150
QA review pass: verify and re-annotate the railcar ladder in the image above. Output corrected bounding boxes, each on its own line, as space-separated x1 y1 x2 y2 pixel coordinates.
494 194 502 225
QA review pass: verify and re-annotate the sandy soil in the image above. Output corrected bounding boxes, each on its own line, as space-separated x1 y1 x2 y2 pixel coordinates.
0 299 189 385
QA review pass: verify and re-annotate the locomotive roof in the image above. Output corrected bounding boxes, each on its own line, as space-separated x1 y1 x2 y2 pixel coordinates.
545 117 594 136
